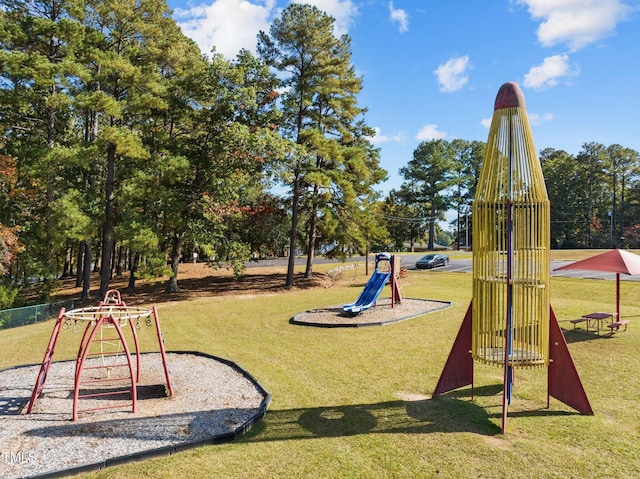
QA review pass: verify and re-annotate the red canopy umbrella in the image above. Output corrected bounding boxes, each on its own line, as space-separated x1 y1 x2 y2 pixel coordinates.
554 249 640 320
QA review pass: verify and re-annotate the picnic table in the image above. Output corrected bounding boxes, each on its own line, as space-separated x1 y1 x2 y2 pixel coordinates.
570 312 617 335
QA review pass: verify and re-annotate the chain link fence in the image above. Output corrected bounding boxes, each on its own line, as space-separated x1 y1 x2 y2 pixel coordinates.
0 300 75 330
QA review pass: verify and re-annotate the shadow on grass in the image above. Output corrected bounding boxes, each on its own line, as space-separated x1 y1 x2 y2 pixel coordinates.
245 395 499 442
561 327 610 343
52 271 328 307
24 408 259 442
21 390 578 452
245 384 580 443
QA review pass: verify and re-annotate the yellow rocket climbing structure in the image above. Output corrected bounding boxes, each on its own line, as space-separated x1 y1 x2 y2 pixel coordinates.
433 82 592 433
472 85 550 368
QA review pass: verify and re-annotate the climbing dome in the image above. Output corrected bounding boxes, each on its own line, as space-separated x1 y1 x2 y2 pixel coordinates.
471 82 550 368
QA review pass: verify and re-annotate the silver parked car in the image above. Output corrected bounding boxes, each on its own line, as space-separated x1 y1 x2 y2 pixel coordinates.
415 254 449 269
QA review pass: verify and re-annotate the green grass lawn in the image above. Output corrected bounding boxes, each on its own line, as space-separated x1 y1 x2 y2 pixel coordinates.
2 263 640 478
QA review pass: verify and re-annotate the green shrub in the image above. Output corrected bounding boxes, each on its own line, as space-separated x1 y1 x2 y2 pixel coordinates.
0 283 19 310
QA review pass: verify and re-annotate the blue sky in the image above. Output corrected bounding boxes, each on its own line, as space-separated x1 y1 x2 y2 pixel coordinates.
167 0 640 199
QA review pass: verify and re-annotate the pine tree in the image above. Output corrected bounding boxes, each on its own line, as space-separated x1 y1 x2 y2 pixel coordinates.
0 0 85 288
400 140 455 250
257 3 385 286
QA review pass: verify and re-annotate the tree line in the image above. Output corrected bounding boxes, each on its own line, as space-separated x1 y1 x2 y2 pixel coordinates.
0 1 387 307
384 139 640 252
1 1 639 309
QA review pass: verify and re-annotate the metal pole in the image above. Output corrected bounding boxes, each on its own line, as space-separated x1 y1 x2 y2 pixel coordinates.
465 207 469 249
502 112 515 434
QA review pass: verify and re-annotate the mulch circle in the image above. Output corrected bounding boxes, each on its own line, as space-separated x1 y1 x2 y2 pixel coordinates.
0 351 270 479
290 297 452 327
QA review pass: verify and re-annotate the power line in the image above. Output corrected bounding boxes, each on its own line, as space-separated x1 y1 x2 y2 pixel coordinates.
382 214 437 223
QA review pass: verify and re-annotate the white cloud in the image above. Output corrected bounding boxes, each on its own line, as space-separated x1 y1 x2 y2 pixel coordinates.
481 118 492 128
301 0 358 36
528 112 554 125
369 127 407 144
523 54 579 90
416 124 448 141
175 0 276 58
389 1 409 32
175 0 358 59
434 55 470 93
518 0 632 51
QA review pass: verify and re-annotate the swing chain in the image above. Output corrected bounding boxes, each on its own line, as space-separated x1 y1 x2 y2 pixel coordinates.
63 318 80 333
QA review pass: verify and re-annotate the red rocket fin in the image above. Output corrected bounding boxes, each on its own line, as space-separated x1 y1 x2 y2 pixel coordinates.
548 306 593 415
433 302 474 397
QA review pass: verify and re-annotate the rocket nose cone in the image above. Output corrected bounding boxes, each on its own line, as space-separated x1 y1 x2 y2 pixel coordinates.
494 82 526 110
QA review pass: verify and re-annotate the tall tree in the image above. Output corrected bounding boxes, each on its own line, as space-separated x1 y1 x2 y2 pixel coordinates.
576 142 609 247
606 144 639 246
81 0 180 298
461 140 484 245
0 133 22 276
0 0 85 288
400 139 454 250
540 148 584 248
382 188 428 251
448 139 486 249
257 3 385 286
153 49 282 292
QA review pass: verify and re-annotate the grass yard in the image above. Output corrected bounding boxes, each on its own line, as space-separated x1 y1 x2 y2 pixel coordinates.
2 258 640 478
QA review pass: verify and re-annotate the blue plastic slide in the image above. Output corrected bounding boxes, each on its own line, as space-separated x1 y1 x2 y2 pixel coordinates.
343 253 392 315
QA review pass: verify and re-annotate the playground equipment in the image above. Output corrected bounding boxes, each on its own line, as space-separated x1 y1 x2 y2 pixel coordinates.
27 290 174 420
433 82 592 433
343 253 402 315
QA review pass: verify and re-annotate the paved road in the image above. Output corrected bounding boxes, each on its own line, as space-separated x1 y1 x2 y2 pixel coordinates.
423 257 640 282
247 253 640 282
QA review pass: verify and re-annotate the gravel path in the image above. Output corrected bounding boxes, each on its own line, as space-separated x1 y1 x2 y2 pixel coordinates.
0 352 269 479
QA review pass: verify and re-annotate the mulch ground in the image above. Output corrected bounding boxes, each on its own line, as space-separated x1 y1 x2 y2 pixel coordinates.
0 352 269 479
291 297 451 327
